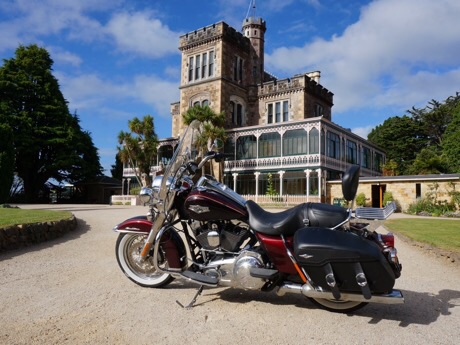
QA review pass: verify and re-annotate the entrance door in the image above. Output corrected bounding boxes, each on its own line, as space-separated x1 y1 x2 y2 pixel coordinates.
371 184 386 208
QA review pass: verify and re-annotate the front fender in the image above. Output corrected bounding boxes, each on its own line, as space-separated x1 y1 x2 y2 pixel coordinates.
113 216 152 234
113 216 187 270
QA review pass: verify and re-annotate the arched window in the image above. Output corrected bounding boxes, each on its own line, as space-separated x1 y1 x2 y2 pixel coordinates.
237 104 243 126
309 128 319 154
347 140 357 164
190 93 210 108
229 98 245 126
158 145 174 166
283 129 307 156
326 131 340 159
259 132 281 158
236 135 257 159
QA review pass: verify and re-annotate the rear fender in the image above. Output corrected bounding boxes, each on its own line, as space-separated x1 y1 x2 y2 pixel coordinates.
113 216 152 234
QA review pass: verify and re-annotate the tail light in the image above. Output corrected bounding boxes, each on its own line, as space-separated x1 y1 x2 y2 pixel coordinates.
378 232 402 277
380 233 395 248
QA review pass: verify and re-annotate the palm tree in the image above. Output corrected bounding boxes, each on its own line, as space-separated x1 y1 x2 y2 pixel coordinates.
183 105 226 180
117 115 158 187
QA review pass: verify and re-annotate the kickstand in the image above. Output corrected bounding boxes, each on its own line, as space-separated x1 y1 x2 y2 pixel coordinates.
176 285 204 309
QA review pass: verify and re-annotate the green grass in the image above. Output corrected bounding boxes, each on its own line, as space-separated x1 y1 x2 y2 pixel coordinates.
0 208 73 228
385 218 460 253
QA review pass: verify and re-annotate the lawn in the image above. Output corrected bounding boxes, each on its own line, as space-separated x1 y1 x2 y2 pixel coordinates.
0 208 73 228
385 218 460 254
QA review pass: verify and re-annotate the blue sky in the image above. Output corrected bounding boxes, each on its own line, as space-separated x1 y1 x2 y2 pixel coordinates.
1 0 460 175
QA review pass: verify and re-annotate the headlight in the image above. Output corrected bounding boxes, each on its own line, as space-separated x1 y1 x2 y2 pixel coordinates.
139 187 152 204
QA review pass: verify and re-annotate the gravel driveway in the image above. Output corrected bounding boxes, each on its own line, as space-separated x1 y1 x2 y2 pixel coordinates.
1 204 459 344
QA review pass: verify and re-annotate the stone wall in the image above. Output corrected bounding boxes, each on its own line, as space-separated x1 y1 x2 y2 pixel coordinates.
328 179 459 212
0 216 77 252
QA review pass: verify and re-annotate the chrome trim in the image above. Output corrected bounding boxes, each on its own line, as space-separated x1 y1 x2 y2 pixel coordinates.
151 226 217 286
281 234 313 283
276 282 404 304
331 208 352 230
113 228 148 235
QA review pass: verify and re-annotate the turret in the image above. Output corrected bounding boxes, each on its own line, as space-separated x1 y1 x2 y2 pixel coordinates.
242 5 266 85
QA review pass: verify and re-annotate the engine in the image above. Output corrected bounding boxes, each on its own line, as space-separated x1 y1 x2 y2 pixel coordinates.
201 249 267 290
190 220 267 290
190 220 251 252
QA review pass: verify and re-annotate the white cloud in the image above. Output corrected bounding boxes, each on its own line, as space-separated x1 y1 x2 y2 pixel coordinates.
131 74 179 117
104 11 181 58
351 125 374 139
48 46 83 66
265 0 460 113
56 72 179 119
0 1 180 59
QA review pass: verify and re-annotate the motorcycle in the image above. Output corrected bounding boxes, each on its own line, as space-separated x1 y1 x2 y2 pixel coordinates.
113 120 403 313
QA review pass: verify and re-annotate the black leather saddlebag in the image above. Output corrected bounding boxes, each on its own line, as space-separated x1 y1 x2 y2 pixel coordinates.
293 227 395 294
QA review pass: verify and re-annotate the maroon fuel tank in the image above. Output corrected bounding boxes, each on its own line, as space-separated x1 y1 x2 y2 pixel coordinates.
184 189 248 221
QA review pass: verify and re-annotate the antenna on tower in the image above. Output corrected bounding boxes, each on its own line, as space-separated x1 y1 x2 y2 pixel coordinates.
245 0 256 19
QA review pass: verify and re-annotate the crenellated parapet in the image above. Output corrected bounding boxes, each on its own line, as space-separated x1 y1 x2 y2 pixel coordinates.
179 22 250 51
258 73 333 104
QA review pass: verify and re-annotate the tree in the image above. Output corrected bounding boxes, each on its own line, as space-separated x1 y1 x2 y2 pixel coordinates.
111 153 123 180
408 95 458 147
265 173 278 197
183 105 226 179
367 115 426 175
0 44 102 201
408 147 448 175
117 115 158 187
382 159 399 176
442 102 460 173
0 124 14 203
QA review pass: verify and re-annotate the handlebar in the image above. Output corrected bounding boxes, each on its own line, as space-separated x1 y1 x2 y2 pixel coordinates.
197 151 230 170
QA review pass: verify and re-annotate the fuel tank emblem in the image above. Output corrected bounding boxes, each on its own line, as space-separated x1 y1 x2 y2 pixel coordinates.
188 205 210 214
299 253 314 259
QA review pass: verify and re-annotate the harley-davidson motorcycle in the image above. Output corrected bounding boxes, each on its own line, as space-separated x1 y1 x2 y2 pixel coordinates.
113 120 403 312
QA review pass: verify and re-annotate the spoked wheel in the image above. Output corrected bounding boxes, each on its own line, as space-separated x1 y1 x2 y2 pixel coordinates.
116 233 173 288
309 298 367 313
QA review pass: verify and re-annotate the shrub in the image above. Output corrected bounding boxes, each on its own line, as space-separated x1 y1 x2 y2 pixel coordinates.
407 197 455 216
130 186 141 195
355 193 366 207
383 191 394 205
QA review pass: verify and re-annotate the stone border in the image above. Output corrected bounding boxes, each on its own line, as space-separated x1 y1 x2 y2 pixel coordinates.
0 216 78 252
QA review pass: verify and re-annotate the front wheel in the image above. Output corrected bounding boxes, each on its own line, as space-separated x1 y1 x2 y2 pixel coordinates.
309 298 367 313
116 233 173 288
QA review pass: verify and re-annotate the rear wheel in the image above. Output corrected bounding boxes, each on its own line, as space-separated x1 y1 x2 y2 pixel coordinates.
116 233 173 287
309 298 367 313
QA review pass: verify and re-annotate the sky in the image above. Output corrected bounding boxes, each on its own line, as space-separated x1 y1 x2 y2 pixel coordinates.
1 0 460 175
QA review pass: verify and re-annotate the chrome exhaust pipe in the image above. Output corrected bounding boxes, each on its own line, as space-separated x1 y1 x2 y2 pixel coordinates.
276 282 404 305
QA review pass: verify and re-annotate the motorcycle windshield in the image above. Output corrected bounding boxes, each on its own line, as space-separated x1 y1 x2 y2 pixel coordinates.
158 120 202 214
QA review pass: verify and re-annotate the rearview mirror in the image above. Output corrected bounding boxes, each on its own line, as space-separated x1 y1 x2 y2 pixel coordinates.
342 165 360 201
213 138 224 150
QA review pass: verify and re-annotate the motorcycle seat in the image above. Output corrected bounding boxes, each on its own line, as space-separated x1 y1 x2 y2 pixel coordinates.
246 200 349 236
246 200 307 236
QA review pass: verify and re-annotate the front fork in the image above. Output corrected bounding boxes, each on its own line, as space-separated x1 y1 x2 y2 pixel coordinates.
139 211 168 259
140 211 185 274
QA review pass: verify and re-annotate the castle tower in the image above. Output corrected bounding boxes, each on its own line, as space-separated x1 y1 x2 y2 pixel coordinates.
242 1 266 85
